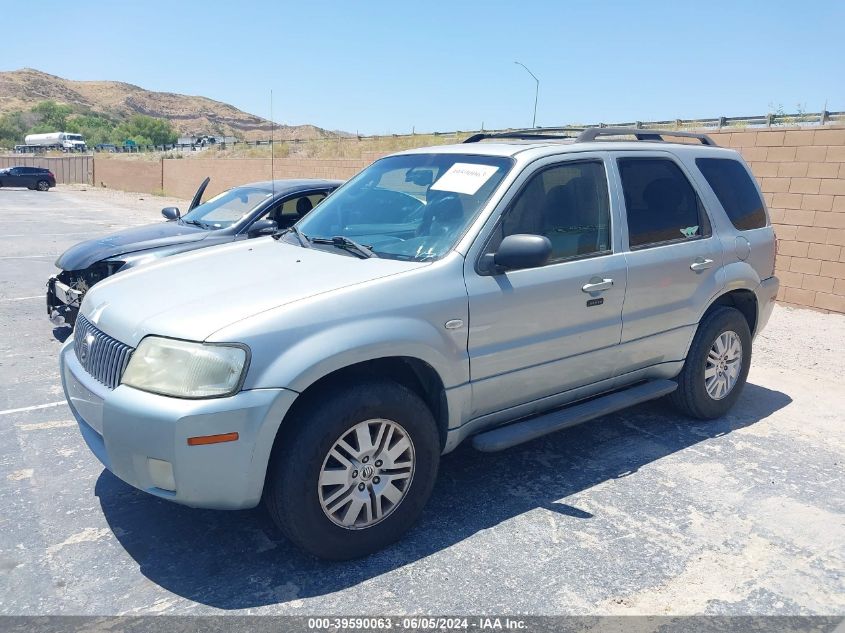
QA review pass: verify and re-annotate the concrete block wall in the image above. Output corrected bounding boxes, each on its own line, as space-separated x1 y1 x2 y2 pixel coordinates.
703 126 845 314
163 157 374 199
93 159 162 194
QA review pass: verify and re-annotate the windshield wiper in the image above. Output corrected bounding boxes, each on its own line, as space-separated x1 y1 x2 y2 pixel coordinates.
272 225 310 247
310 235 378 259
181 219 206 228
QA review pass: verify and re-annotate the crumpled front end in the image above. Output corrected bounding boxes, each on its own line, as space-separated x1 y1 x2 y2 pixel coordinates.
47 261 124 326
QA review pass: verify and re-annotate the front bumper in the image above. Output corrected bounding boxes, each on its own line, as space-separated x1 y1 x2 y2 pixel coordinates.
60 339 298 510
47 275 82 325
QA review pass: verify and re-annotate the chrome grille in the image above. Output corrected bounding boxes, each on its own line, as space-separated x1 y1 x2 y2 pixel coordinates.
73 314 134 389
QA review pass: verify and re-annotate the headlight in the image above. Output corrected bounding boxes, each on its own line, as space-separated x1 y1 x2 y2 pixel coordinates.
121 337 248 398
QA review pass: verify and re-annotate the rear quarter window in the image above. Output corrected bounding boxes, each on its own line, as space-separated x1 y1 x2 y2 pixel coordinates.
696 157 767 230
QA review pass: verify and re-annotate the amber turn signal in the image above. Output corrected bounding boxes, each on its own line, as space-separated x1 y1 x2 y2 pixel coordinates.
187 432 239 446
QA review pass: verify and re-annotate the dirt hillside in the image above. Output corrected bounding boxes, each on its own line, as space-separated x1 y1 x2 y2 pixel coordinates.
0 68 335 141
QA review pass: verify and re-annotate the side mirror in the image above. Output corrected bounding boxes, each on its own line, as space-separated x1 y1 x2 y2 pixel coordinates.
485 234 552 273
161 207 180 220
248 218 278 237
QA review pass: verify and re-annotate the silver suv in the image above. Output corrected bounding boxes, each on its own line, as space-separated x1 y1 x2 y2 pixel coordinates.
60 127 779 559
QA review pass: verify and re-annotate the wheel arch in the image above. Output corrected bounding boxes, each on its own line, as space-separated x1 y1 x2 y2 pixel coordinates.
705 288 758 336
261 355 450 504
282 356 449 448
679 284 760 365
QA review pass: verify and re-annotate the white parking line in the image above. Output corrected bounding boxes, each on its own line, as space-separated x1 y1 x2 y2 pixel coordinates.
8 296 43 301
1 234 88 238
0 255 52 260
0 401 67 416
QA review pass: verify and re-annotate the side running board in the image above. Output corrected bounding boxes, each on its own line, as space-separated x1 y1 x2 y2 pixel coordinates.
471 379 678 452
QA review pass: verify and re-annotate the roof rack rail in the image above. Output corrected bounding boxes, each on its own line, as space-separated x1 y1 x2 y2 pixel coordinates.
463 129 580 143
464 126 717 146
575 127 716 146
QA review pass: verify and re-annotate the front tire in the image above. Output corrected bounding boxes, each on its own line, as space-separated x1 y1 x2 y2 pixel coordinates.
265 379 440 560
671 306 752 419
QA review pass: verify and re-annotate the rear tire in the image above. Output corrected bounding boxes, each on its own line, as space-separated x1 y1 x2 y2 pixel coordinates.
264 379 440 560
36 180 50 191
671 306 751 419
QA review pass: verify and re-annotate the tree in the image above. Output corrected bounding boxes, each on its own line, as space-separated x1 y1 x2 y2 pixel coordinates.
30 100 73 130
0 111 28 147
114 115 177 146
66 114 117 146
0 101 179 149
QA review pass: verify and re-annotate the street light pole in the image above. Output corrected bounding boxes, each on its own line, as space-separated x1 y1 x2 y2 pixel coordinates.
514 61 539 128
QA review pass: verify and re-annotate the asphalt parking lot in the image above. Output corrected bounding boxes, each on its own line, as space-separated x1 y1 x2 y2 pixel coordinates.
0 185 843 616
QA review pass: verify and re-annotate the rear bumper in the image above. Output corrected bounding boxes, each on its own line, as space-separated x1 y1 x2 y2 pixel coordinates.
46 276 81 325
754 275 779 336
61 339 298 510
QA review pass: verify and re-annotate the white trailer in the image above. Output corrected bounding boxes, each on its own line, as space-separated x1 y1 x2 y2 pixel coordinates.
16 132 87 153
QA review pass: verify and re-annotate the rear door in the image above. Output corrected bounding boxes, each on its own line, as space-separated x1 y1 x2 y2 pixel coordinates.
23 168 40 188
612 152 724 372
464 153 627 418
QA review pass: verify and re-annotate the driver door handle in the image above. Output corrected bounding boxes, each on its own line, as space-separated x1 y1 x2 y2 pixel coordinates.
690 257 714 272
581 278 614 293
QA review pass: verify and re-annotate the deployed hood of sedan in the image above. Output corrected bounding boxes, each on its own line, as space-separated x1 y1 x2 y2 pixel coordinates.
80 238 422 346
55 221 208 271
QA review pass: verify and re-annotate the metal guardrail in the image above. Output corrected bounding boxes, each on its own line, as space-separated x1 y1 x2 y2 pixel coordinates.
2 110 843 155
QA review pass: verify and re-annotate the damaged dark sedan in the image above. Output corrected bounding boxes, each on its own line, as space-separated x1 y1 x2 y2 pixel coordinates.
47 177 341 325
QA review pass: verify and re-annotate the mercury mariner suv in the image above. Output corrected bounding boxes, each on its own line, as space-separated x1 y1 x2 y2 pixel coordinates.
60 127 779 559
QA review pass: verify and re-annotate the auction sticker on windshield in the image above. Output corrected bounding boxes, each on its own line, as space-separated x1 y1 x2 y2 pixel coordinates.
430 163 499 195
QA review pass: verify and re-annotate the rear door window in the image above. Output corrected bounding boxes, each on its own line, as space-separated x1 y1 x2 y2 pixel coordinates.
617 157 711 248
696 157 767 230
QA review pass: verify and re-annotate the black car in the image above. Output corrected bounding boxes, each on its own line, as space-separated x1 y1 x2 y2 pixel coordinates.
47 177 342 325
0 166 56 191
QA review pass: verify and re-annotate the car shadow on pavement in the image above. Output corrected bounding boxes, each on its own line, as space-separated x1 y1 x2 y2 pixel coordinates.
53 326 72 343
95 382 791 610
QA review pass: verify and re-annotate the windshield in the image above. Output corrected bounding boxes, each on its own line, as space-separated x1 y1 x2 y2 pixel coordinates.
296 153 513 261
181 186 273 229
66 134 83 141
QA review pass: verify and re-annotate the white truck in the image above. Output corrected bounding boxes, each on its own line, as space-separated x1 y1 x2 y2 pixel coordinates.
15 132 87 153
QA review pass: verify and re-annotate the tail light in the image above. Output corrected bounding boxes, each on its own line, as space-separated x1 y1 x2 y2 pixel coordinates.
48 171 55 179
771 236 778 277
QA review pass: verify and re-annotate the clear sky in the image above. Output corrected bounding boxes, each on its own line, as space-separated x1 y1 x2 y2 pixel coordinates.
3 0 843 135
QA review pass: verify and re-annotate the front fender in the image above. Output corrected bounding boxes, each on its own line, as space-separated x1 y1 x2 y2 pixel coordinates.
244 316 468 394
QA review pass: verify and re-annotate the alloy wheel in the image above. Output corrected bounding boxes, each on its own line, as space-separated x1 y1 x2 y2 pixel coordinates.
704 330 743 400
318 418 415 530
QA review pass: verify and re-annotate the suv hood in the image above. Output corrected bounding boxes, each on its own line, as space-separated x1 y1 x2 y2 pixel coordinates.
82 238 422 346
56 221 208 270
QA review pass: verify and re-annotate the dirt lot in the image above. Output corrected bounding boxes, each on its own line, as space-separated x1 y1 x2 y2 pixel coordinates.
0 186 843 616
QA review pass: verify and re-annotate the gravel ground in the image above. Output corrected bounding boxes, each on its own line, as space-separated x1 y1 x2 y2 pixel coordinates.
755 303 845 377
0 186 843 617
51 183 188 218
